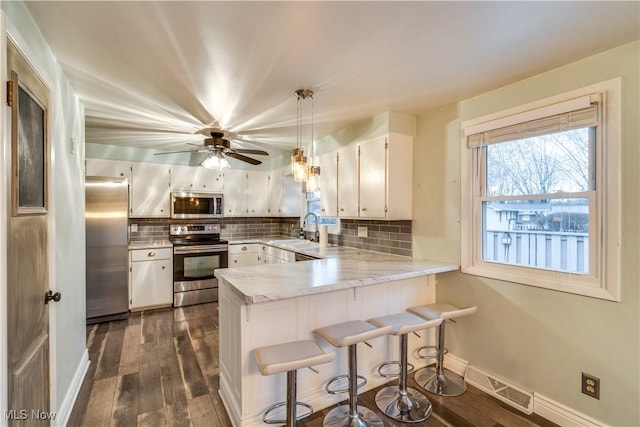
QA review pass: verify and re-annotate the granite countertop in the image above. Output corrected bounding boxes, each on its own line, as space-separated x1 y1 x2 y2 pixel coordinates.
128 239 173 250
217 237 459 304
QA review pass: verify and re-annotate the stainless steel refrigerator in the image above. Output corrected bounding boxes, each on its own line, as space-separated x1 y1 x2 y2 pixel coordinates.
85 176 129 323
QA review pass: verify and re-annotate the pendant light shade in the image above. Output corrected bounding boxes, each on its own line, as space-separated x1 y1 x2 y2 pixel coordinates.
306 166 320 191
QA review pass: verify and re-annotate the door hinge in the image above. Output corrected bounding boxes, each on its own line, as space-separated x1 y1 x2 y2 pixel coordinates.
385 140 388 149
6 80 14 107
385 206 388 213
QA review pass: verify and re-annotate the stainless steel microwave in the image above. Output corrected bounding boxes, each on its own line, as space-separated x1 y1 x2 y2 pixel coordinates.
170 192 223 219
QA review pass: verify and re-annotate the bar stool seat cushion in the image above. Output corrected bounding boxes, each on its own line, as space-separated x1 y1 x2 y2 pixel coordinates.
314 320 393 347
253 340 335 376
409 303 477 321
369 312 442 335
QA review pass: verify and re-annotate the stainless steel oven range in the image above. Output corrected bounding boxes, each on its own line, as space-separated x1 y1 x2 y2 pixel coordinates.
169 223 228 307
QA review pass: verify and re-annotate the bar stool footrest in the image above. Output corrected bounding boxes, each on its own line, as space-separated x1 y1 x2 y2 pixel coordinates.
377 360 415 378
262 401 313 424
417 345 446 360
325 374 367 394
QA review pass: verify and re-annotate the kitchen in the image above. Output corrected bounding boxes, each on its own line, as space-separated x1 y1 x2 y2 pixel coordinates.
1 2 639 427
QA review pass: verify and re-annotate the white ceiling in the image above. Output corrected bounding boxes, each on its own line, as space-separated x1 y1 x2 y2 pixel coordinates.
24 1 640 158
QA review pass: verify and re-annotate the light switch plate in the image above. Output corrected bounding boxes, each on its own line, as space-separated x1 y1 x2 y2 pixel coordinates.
357 226 368 237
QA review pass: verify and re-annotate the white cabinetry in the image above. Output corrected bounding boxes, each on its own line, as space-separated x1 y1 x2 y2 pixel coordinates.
222 169 246 216
318 151 338 217
246 170 269 216
259 244 295 264
86 158 131 181
171 165 223 192
320 133 413 220
196 167 224 192
130 162 171 218
223 170 269 216
337 144 359 217
282 174 302 217
267 169 284 216
129 248 173 310
228 243 259 267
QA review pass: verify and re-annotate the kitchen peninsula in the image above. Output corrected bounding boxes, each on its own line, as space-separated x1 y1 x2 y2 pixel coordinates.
215 240 458 427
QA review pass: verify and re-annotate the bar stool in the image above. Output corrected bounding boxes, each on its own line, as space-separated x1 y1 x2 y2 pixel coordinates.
314 320 393 427
408 303 477 397
368 312 443 423
252 340 335 427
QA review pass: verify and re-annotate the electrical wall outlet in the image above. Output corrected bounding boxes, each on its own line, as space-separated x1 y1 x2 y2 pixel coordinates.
582 372 600 399
357 226 368 238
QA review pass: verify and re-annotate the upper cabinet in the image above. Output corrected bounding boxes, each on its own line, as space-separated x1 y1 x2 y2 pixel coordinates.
170 165 224 192
337 144 359 217
86 158 131 181
318 151 338 217
319 133 413 220
130 162 171 218
268 168 284 216
246 170 269 216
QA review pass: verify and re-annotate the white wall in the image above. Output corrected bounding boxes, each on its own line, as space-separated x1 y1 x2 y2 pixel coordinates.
1 1 87 422
412 41 639 426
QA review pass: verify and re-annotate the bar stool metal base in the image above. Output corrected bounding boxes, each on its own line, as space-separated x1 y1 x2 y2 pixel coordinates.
375 386 432 423
414 366 467 397
322 404 384 427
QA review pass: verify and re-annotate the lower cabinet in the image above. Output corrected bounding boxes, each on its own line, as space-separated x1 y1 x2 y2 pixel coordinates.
129 247 173 310
228 243 259 267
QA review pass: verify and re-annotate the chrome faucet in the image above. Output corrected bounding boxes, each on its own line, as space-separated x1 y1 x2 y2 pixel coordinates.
303 212 320 242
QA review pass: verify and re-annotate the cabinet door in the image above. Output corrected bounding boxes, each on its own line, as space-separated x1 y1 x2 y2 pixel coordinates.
86 158 131 180
130 162 171 218
268 169 283 216
170 165 197 191
337 145 359 217
222 169 247 216
282 173 302 216
359 136 387 218
317 151 338 217
130 259 172 309
246 170 269 216
196 167 224 192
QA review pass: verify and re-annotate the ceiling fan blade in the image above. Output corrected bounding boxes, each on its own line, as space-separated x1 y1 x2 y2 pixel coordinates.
226 152 262 165
233 148 269 156
154 149 204 155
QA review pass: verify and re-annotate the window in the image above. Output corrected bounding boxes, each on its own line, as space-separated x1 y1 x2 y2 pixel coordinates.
461 79 621 301
303 191 340 232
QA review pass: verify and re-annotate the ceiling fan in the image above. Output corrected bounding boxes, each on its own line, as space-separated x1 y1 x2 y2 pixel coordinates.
154 130 269 167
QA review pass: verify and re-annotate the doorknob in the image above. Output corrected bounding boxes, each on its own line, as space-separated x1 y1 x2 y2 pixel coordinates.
44 290 61 304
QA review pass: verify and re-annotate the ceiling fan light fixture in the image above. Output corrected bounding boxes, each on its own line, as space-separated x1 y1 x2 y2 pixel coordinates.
200 151 230 170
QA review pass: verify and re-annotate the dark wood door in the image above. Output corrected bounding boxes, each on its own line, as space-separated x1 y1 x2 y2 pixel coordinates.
7 39 52 425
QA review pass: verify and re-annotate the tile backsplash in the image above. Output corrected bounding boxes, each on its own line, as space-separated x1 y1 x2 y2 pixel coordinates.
129 217 412 256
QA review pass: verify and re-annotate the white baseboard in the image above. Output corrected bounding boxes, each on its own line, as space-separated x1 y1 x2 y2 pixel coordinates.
444 352 469 377
55 350 89 427
533 393 608 427
445 353 607 427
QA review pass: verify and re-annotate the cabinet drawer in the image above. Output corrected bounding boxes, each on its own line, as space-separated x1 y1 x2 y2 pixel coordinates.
131 247 172 262
228 243 258 255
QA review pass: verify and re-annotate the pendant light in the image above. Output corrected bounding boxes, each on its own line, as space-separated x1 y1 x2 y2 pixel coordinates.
293 89 320 189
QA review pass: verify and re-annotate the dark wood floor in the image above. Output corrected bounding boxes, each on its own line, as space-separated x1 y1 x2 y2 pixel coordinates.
68 303 558 427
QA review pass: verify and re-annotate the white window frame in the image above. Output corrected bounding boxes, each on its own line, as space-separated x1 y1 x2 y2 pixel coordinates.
303 191 341 234
461 79 621 301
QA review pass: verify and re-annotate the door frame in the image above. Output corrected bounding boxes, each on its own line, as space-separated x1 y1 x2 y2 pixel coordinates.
0 14 58 419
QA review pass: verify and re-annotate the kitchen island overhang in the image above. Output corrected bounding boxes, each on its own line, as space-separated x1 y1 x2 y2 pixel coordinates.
215 251 458 427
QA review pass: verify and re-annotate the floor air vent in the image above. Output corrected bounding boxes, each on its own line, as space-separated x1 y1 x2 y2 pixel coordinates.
464 366 534 414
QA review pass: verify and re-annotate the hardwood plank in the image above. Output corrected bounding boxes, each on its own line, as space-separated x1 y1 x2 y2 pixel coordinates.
137 341 164 415
110 373 139 427
95 322 126 380
174 334 209 399
118 323 141 376
192 331 220 377
83 376 117 426
136 407 167 427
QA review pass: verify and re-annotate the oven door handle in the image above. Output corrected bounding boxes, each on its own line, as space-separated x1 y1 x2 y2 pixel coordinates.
174 245 228 255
